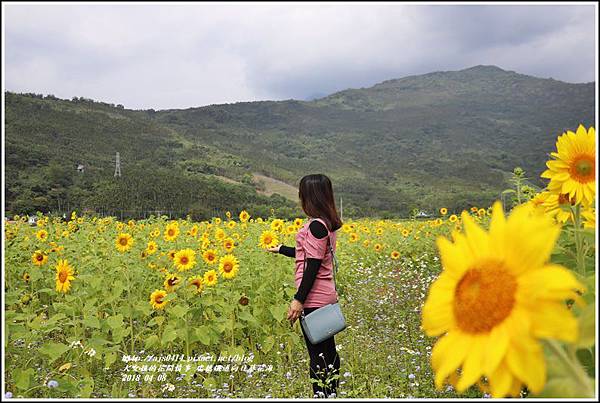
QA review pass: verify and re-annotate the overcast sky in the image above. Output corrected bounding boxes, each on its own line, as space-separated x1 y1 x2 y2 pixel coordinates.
3 2 597 110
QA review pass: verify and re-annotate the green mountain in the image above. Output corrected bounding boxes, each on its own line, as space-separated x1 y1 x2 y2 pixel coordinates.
4 65 595 219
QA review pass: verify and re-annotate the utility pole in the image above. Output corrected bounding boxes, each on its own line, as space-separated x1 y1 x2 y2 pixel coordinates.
114 152 121 177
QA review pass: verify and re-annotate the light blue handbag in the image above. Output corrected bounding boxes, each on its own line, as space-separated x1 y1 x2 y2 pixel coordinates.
299 229 346 344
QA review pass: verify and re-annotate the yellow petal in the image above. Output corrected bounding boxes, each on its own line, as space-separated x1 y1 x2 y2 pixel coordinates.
460 212 490 259
488 201 506 255
546 160 570 170
505 336 546 394
436 236 469 279
509 377 524 397
503 206 560 275
483 323 509 375
432 331 472 390
456 334 485 392
528 300 579 343
489 359 513 398
553 171 571 181
421 273 457 336
518 264 585 302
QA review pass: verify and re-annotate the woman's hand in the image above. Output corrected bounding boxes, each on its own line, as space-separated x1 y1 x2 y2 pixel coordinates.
266 244 281 253
287 299 304 325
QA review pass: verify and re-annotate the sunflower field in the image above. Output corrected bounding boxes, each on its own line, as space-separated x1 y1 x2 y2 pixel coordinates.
3 125 596 399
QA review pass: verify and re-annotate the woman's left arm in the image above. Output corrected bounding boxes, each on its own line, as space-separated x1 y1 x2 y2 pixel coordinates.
293 258 322 303
278 245 296 258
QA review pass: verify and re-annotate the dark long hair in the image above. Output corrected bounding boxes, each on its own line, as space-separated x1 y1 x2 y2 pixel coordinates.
298 174 343 232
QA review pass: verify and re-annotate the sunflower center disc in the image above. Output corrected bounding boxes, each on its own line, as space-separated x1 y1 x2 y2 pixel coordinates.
454 261 517 333
571 155 595 183
558 193 575 206
59 271 68 283
120 238 128 246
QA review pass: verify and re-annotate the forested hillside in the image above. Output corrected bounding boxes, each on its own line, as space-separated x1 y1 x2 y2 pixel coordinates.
4 65 595 218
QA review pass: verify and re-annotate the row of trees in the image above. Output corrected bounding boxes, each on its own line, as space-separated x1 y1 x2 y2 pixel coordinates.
4 159 301 221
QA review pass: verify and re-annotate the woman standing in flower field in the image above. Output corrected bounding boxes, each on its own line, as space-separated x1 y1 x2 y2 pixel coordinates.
266 173 343 398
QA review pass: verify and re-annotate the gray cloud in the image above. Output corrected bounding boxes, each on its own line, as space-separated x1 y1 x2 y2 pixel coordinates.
4 3 596 110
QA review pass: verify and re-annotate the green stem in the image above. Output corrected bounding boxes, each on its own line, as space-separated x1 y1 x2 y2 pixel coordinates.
544 339 594 397
125 264 135 354
184 294 190 359
571 205 586 276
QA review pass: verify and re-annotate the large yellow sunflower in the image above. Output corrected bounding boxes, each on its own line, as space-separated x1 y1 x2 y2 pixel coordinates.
214 228 226 241
173 248 196 271
146 241 158 255
36 229 48 241
541 125 596 206
115 233 134 252
150 289 168 310
31 250 48 266
222 237 236 253
270 219 285 232
258 230 279 249
421 201 584 397
219 254 239 279
55 259 75 293
188 225 199 237
204 269 218 286
202 249 218 265
164 222 180 242
239 210 250 223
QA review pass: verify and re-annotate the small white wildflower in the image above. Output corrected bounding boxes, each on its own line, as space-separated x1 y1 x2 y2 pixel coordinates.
69 340 83 349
